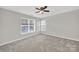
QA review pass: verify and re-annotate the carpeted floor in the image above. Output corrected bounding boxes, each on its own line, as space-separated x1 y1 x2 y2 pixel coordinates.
0 34 79 52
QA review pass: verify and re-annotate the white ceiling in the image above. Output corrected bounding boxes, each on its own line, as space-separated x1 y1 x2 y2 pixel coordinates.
0 6 79 18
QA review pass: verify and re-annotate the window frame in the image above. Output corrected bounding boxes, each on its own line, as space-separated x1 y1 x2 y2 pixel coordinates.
21 18 35 34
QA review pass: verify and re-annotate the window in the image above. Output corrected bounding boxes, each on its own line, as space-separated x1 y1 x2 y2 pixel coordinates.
41 20 46 32
21 18 35 34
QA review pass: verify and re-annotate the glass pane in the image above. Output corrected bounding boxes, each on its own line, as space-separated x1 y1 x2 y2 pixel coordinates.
41 20 46 31
22 19 28 25
37 20 41 32
41 25 46 31
41 20 46 25
30 20 34 25
29 26 34 32
22 26 28 32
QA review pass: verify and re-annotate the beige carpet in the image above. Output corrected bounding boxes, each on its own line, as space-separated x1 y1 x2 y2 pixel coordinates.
0 34 79 52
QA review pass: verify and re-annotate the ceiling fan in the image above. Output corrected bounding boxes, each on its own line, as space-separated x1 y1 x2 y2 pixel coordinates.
35 6 50 14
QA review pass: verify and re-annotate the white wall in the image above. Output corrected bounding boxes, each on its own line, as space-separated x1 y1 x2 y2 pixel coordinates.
0 8 40 45
1 8 79 45
42 9 79 41
0 9 2 41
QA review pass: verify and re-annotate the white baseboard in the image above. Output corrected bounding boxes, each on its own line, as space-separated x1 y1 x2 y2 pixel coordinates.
0 32 79 47
42 32 79 41
0 32 39 46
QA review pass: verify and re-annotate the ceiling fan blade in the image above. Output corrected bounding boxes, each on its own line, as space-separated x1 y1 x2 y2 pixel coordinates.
35 8 40 10
43 6 47 9
44 10 50 12
36 11 40 13
40 6 48 10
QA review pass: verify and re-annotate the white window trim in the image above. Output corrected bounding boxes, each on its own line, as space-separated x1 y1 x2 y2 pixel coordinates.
20 18 36 34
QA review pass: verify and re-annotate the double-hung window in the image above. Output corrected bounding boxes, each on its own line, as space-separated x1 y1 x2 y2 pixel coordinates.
41 20 46 32
21 18 35 34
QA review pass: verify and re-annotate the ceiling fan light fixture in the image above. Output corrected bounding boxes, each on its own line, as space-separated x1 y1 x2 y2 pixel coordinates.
39 11 44 14
35 6 50 15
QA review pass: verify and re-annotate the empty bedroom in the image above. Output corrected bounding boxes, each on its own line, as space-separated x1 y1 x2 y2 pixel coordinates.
0 6 79 52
